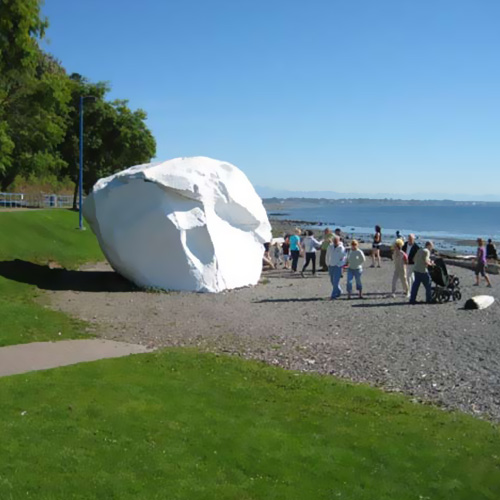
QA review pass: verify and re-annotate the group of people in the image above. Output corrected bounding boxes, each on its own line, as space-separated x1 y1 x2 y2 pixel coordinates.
267 226 495 303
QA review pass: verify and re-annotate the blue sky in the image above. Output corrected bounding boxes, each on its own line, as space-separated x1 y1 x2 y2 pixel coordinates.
42 0 500 199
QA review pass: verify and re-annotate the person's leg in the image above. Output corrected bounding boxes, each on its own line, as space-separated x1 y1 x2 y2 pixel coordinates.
392 269 398 293
320 250 327 271
422 272 432 303
328 266 336 298
328 266 335 286
347 269 354 296
291 250 299 272
302 253 311 272
371 248 375 267
399 268 408 295
354 269 363 296
311 253 316 275
332 266 343 298
485 268 492 286
407 264 414 290
480 264 492 286
410 272 422 303
376 249 381 267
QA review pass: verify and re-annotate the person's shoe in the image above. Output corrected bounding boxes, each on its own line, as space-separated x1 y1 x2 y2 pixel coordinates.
391 293 396 298
370 264 375 268
473 283 479 286
347 294 351 300
487 283 492 288
300 271 304 277
359 294 364 299
377 265 381 268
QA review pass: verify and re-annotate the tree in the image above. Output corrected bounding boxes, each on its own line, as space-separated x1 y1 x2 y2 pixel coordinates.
59 74 156 207
0 1 71 189
0 2 156 194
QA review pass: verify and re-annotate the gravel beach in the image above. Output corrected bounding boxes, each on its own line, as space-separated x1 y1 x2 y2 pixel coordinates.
47 257 500 422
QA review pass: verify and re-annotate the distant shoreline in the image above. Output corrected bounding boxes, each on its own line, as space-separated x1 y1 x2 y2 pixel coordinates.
262 197 500 208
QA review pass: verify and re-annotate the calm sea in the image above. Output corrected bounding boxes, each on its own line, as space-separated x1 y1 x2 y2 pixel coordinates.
270 204 500 253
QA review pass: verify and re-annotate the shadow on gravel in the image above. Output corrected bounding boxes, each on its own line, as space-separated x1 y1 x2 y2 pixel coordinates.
0 259 135 292
254 297 326 303
351 301 421 308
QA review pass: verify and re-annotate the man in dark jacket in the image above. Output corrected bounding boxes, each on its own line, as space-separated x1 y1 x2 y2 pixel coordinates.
402 234 419 290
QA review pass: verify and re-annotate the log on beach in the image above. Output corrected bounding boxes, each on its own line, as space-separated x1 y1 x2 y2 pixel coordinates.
361 244 393 259
464 295 495 310
442 258 499 275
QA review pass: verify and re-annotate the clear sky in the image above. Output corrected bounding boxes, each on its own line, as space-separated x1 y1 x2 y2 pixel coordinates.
41 0 500 199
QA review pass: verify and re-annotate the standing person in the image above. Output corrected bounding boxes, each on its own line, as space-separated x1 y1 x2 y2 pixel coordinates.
272 242 282 268
301 230 322 276
392 239 409 297
289 228 302 273
370 225 382 268
402 234 419 290
334 228 344 243
319 228 333 271
409 241 434 304
486 239 498 261
346 239 365 299
282 236 291 269
474 238 492 287
326 235 346 300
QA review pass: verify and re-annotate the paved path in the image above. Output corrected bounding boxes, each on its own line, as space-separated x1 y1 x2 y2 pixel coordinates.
0 339 152 377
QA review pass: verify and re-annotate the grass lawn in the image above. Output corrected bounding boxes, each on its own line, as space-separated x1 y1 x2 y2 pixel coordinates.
0 349 499 499
0 210 103 346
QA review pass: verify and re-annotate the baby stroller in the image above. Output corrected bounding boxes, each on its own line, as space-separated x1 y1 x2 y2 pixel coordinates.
429 258 461 303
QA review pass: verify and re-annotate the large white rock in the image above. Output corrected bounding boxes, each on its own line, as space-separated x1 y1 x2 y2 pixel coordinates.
83 156 272 292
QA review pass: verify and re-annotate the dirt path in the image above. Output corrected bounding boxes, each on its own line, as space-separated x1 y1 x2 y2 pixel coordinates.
47 260 500 421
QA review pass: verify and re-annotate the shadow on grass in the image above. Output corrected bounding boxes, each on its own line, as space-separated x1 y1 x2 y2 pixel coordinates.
0 259 135 292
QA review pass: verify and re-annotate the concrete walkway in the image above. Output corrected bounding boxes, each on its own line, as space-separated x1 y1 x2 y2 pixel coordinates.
0 339 152 377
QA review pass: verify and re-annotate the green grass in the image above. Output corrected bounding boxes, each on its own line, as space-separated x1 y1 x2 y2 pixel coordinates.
0 210 103 346
0 210 103 267
0 349 498 500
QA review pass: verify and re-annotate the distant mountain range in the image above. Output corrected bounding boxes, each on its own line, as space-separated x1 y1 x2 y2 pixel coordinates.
255 186 500 203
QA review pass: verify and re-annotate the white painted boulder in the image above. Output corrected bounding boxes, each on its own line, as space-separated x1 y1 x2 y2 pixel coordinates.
83 157 272 292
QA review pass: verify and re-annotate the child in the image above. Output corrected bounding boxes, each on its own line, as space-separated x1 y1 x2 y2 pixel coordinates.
272 242 282 268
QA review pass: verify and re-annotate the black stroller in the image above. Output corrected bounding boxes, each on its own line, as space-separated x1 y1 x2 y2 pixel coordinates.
429 258 461 303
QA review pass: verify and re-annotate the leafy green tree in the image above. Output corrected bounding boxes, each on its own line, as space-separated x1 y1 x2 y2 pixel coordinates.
59 74 156 206
0 2 156 195
0 1 71 189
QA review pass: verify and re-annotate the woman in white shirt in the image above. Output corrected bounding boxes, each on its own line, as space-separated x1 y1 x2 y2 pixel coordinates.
347 240 366 299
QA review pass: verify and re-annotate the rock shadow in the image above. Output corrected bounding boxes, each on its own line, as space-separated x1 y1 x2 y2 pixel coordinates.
0 259 135 292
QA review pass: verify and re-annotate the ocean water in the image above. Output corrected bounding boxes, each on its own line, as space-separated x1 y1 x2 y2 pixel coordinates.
269 204 500 253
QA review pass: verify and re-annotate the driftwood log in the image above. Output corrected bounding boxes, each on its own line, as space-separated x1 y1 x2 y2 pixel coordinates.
442 258 499 275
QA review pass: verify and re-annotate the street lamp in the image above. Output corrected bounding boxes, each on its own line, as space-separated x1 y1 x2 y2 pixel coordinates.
79 95 96 230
